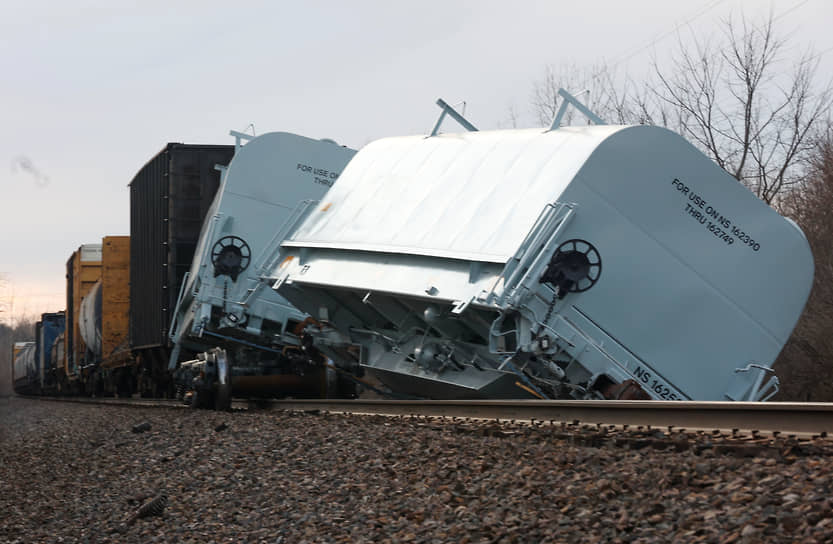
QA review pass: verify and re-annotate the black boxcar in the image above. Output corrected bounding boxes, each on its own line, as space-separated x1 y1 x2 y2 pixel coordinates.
129 143 235 395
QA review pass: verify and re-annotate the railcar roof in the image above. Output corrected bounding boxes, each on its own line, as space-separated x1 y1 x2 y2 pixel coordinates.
287 126 628 263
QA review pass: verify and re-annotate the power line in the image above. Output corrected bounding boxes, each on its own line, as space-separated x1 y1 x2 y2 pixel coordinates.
601 0 815 76
605 0 728 71
773 0 810 22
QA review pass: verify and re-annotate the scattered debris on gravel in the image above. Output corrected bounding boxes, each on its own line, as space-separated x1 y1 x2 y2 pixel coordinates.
1 397 832 543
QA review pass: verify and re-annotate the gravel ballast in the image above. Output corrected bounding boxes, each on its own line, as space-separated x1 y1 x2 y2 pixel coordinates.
1 397 832 543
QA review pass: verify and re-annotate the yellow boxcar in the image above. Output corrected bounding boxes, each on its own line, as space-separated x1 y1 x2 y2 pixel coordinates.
100 235 131 368
65 244 102 387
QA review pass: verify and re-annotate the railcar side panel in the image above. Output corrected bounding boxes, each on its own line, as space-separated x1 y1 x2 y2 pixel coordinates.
101 236 131 367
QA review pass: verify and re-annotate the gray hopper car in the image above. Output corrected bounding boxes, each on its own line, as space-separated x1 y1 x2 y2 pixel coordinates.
268 121 813 402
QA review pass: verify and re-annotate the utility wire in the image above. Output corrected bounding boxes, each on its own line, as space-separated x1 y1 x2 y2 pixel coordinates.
773 0 810 22
597 0 814 78
603 0 727 72
776 1 833 63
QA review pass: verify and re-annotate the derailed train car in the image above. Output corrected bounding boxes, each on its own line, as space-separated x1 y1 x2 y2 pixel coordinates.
14 97 814 404
267 118 814 401
168 131 358 408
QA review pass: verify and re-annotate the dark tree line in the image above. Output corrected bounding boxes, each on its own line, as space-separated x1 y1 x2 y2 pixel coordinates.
774 129 833 400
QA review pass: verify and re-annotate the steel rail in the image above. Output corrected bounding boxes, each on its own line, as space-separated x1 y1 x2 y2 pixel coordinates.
20 396 187 409
19 396 833 435
262 399 833 435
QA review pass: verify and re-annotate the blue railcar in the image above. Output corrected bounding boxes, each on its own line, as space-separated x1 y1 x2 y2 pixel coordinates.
36 311 66 393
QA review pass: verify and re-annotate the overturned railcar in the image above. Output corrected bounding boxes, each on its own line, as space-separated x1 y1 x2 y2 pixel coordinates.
168 132 357 408
267 124 814 401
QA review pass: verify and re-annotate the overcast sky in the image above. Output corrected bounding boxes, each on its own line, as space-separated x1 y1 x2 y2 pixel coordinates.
1 0 831 322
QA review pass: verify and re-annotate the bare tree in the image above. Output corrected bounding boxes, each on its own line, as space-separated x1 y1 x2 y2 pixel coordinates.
531 62 639 127
497 103 521 130
654 14 832 203
531 13 832 204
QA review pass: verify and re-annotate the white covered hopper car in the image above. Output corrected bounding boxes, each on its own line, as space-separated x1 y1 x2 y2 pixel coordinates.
167 131 357 408
266 121 813 401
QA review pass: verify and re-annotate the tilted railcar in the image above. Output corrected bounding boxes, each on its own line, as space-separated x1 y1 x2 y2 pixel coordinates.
268 115 813 401
25 96 811 405
167 131 358 408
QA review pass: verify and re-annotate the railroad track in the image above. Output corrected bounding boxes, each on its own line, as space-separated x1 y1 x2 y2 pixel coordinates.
25 396 833 436
265 399 833 436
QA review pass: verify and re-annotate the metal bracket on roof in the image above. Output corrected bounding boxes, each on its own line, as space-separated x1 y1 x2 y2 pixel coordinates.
549 88 606 131
229 129 256 151
430 98 479 136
